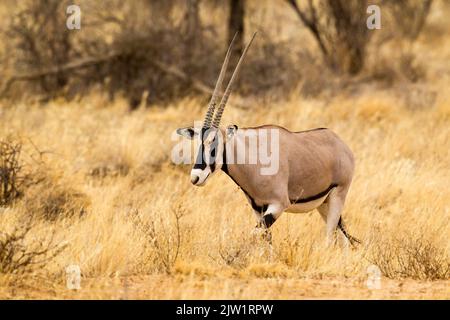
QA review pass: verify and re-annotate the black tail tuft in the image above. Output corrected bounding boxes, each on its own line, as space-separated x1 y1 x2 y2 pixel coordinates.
338 217 361 247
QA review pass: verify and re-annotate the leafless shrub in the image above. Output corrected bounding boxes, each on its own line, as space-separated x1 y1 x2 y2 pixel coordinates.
0 140 24 205
132 203 187 274
288 0 433 76
214 229 273 269
0 139 37 206
398 53 426 83
217 241 252 269
0 217 66 274
6 0 76 97
1 0 303 107
61 0 215 107
383 0 433 41
370 232 449 281
0 137 88 220
240 39 304 99
287 0 371 75
366 1 433 83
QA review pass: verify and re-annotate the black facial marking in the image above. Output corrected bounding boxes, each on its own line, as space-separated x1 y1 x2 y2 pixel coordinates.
209 136 218 173
222 147 229 174
177 127 196 139
193 143 207 170
193 128 219 172
290 183 338 204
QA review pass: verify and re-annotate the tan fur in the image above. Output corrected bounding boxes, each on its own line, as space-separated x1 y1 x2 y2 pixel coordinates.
224 125 354 211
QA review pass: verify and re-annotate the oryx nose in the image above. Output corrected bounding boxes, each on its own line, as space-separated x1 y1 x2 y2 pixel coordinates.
191 175 199 185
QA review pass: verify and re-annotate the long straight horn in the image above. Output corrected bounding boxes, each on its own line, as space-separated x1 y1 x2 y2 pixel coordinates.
212 32 257 128
203 33 238 128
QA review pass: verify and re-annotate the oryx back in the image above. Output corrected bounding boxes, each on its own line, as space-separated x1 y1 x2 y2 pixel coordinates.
223 125 354 214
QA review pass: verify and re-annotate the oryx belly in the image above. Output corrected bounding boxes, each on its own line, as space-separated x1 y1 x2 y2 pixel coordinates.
286 184 337 213
285 185 337 214
285 194 328 213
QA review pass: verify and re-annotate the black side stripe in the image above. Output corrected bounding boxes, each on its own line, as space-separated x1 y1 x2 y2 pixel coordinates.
290 183 338 204
223 146 336 209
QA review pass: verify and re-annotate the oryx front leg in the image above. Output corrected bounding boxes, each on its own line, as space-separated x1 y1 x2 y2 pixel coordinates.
317 187 348 247
251 203 284 243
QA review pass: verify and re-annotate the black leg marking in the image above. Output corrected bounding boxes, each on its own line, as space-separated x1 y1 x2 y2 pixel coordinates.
263 214 276 228
338 217 361 246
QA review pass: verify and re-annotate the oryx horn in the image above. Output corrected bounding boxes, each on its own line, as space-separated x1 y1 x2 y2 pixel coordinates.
212 32 257 128
203 33 238 128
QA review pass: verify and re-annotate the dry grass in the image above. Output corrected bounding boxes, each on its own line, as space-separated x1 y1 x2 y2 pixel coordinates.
0 1 449 300
371 231 449 281
0 214 66 275
0 80 448 298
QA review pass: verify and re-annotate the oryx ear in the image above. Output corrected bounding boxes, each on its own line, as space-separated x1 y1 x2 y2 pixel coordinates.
226 125 238 140
176 127 197 140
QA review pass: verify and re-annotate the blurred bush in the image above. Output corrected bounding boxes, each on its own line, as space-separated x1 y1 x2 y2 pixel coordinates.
287 0 434 75
383 0 433 41
0 0 436 108
6 0 76 95
0 217 65 275
0 139 23 205
288 0 371 75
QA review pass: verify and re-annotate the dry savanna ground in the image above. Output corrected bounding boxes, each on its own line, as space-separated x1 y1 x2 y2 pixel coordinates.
0 2 450 300
1 85 449 299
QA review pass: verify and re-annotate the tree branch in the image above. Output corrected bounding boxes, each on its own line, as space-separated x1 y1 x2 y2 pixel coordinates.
1 52 251 109
286 0 329 58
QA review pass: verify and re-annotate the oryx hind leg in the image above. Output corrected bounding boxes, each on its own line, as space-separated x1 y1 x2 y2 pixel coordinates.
337 216 361 247
317 186 350 247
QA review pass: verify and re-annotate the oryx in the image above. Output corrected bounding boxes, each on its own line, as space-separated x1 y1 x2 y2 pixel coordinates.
176 33 360 246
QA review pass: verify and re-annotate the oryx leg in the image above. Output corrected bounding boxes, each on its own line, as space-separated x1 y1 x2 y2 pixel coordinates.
317 186 349 247
251 203 285 243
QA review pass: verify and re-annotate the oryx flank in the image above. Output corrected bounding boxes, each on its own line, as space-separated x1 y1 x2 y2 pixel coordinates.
177 33 360 246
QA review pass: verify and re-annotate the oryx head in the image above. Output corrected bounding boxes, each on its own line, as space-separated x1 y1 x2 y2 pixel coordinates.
177 32 256 186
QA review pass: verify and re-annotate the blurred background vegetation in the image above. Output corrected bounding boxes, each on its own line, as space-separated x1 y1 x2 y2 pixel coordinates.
0 0 442 109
